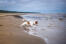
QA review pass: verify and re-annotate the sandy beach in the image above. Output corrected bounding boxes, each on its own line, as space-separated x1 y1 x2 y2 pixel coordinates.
0 14 46 44
0 13 65 44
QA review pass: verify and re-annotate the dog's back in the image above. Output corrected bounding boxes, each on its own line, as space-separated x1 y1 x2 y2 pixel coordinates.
21 20 38 27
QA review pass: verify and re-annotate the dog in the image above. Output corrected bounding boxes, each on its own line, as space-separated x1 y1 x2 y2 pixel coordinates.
20 20 38 32
21 20 38 27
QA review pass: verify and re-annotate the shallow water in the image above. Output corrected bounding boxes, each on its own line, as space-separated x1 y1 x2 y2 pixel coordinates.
21 14 65 44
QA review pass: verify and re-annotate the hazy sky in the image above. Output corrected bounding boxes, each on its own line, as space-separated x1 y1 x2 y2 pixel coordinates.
0 0 66 13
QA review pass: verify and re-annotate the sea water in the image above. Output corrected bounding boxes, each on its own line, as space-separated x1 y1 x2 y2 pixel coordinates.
21 14 65 44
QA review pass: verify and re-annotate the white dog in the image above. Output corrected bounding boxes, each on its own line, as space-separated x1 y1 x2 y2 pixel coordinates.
20 20 38 32
21 20 38 27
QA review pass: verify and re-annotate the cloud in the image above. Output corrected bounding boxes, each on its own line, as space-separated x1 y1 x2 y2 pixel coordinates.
0 0 16 5
0 0 66 13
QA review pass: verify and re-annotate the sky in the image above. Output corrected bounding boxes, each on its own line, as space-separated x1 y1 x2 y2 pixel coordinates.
0 0 66 13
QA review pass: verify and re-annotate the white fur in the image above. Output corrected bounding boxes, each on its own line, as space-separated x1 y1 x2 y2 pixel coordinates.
21 22 30 26
20 20 38 27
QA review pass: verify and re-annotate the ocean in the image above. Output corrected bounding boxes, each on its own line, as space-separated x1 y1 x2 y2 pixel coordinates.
21 14 65 44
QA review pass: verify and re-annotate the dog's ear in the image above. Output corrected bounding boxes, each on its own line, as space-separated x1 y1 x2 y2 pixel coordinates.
27 21 30 24
33 21 38 25
35 21 38 24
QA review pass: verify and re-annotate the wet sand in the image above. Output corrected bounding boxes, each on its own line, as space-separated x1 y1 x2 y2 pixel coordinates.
0 15 46 44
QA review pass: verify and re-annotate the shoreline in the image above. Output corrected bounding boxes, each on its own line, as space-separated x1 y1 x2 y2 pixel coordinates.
0 15 46 44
